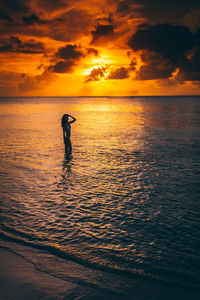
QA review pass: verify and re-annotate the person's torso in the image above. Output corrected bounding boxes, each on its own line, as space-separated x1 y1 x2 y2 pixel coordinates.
65 123 71 137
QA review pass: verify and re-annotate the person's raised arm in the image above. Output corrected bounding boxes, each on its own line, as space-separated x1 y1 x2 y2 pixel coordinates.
68 114 76 124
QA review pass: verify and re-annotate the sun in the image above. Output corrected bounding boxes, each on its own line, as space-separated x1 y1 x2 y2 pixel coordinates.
81 55 113 76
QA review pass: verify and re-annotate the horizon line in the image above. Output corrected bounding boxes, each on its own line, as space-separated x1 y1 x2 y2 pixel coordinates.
0 95 200 98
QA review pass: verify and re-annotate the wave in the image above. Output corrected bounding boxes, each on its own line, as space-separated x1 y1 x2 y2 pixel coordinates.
0 229 199 294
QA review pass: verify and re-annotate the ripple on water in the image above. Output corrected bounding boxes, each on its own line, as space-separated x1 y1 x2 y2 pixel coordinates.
0 96 200 290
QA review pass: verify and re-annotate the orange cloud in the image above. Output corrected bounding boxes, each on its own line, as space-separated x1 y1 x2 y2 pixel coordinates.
0 0 200 96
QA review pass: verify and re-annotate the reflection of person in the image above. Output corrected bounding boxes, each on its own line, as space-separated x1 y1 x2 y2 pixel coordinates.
61 114 76 154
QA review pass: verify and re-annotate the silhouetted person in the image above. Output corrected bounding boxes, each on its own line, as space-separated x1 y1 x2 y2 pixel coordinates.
61 114 76 154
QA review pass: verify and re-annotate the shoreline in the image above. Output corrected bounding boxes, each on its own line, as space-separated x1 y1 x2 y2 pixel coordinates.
0 239 199 300
0 245 117 300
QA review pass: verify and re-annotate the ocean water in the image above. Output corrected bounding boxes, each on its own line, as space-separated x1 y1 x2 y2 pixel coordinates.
0 96 200 298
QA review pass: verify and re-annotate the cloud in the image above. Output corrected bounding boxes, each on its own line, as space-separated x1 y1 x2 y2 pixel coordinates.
116 0 143 18
0 36 45 53
56 44 83 60
0 11 13 22
0 6 93 43
128 22 200 82
50 44 84 73
85 66 108 82
49 8 93 42
19 69 57 91
116 1 131 16
128 23 195 63
120 0 200 24
108 67 130 79
107 59 136 80
91 24 115 44
50 60 74 73
0 0 200 95
0 0 29 13
183 9 200 31
135 52 175 80
86 47 99 56
22 13 49 25
34 0 69 12
50 44 98 73
177 47 200 81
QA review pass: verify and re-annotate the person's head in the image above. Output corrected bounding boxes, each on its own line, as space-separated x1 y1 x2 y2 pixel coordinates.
61 114 69 127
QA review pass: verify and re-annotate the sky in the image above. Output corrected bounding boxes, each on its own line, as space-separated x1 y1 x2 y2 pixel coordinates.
0 0 200 96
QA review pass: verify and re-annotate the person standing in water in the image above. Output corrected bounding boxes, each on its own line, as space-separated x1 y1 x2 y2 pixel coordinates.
61 114 76 154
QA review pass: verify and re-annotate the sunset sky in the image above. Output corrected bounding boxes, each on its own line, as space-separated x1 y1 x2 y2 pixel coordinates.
0 0 200 96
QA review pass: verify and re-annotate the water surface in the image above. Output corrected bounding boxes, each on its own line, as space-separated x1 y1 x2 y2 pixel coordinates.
0 96 200 296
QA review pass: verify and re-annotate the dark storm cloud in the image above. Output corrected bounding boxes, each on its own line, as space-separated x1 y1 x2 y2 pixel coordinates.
50 44 83 73
50 60 75 73
128 23 195 63
0 0 29 13
0 11 13 22
128 22 200 81
56 44 83 60
136 52 175 80
0 36 45 53
177 47 200 81
116 0 200 24
108 67 130 79
91 24 115 43
50 44 98 73
23 13 49 25
116 1 131 16
0 5 92 43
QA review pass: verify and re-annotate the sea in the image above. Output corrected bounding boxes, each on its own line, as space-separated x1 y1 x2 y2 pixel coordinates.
0 96 199 299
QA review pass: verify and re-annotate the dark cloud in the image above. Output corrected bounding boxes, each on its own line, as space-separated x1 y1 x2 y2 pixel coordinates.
0 7 92 43
48 8 92 42
50 44 83 73
183 9 200 31
116 1 131 16
106 60 136 80
136 52 175 80
0 36 45 53
116 0 142 18
86 47 99 56
129 59 137 70
35 0 69 12
0 0 29 13
23 13 49 25
116 0 200 24
128 23 195 63
56 44 83 60
0 11 13 22
50 60 75 73
85 66 108 82
91 24 115 43
108 67 130 79
50 44 98 73
129 23 200 82
177 47 200 81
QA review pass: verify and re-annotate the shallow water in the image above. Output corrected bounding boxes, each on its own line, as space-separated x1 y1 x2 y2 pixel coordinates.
0 96 200 294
